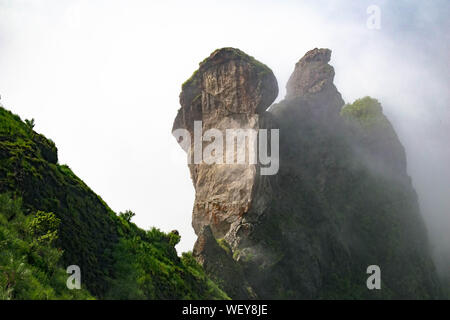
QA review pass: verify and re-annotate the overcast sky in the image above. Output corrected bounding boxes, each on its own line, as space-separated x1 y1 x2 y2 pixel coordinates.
0 1 448 269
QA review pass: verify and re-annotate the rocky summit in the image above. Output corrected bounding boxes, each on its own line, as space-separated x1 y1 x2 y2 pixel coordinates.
173 47 443 299
173 48 278 244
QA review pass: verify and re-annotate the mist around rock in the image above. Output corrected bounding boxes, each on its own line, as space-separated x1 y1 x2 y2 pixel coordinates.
0 1 448 301
173 47 447 299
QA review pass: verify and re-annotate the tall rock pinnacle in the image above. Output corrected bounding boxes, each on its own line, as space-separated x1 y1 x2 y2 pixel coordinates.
284 48 344 116
173 47 278 242
286 48 334 98
172 47 442 299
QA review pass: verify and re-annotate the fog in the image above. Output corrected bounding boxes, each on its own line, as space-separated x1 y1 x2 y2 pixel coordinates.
0 0 448 275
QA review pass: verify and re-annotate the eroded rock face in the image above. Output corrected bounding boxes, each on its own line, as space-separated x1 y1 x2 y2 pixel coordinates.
193 226 256 299
173 47 443 299
286 48 334 98
173 48 278 241
285 48 344 117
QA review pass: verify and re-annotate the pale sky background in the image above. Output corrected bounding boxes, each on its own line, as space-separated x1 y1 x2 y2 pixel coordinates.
0 0 449 273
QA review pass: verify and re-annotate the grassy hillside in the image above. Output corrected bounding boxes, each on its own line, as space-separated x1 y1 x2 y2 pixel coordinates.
0 105 228 300
0 193 93 299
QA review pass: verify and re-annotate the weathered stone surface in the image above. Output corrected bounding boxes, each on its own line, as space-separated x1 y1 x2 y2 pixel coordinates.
173 48 278 242
284 48 344 117
173 47 443 299
193 226 256 299
286 48 333 98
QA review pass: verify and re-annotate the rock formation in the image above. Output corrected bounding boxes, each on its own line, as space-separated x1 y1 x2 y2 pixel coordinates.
173 47 443 299
172 48 278 244
286 48 343 112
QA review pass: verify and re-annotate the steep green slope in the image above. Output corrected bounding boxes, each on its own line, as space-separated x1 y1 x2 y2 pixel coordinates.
0 105 228 299
0 106 119 295
0 193 93 299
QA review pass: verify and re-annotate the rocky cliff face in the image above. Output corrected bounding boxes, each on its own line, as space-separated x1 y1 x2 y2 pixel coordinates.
173 47 443 299
286 48 343 113
173 48 278 245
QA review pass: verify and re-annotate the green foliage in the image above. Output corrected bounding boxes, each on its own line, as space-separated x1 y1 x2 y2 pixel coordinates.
168 231 181 247
181 252 230 300
28 211 60 244
0 105 228 300
0 106 120 295
118 210 135 223
25 118 35 130
216 238 232 256
105 219 228 300
182 69 200 90
340 96 388 128
0 193 93 299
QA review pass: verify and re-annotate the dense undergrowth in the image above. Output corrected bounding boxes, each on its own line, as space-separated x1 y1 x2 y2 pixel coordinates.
0 105 228 300
0 193 93 299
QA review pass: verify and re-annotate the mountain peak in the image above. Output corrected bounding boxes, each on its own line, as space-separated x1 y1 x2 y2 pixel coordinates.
285 47 336 100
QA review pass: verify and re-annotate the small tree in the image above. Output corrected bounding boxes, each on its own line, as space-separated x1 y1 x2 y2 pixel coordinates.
28 211 61 244
25 118 35 130
0 255 30 299
168 230 181 247
119 210 135 222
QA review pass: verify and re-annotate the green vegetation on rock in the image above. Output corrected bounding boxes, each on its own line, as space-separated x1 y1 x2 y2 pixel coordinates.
242 93 445 299
341 96 389 128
